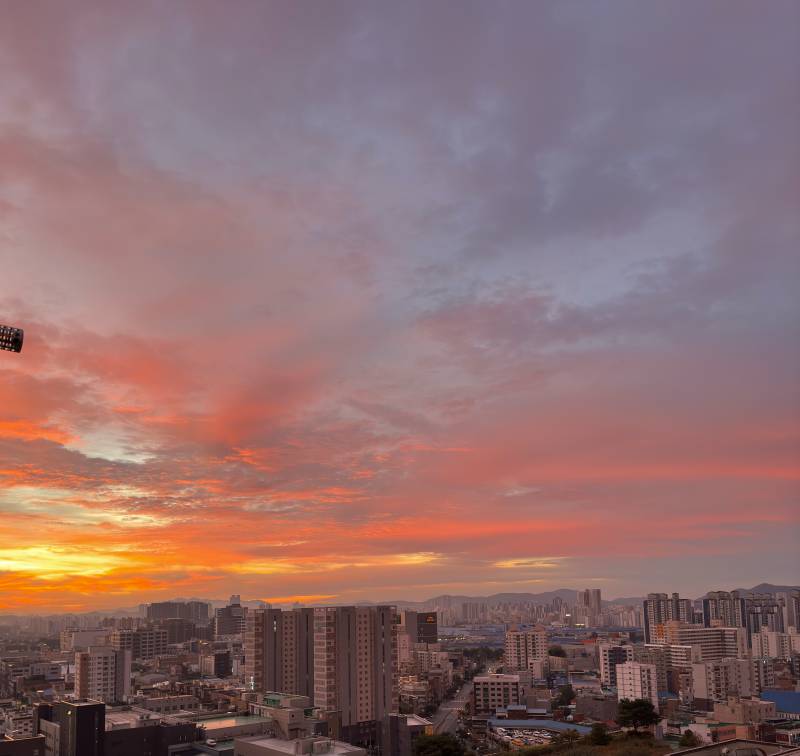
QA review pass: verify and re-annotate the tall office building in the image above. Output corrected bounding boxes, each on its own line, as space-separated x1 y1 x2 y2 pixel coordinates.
598 643 633 687
313 606 398 745
75 646 131 704
504 626 548 673
580 589 602 624
159 617 197 644
215 595 248 637
616 661 659 708
34 700 104 756
643 593 694 642
403 611 438 645
245 607 315 697
146 600 210 624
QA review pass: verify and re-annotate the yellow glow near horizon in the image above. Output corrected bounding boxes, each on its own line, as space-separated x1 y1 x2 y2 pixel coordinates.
0 546 133 579
230 552 442 576
493 557 565 569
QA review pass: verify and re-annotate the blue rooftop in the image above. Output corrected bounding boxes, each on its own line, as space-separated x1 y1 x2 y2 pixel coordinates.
760 689 800 714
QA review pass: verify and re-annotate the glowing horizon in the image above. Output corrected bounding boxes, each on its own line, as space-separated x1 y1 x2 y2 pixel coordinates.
1 1 798 613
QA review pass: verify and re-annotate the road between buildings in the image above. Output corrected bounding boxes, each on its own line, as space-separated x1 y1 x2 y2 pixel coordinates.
432 680 473 735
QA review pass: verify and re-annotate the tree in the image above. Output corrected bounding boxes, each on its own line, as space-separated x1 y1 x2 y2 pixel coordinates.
587 722 611 745
413 734 466 756
616 698 660 734
554 729 581 747
549 645 567 658
554 684 575 707
679 730 700 748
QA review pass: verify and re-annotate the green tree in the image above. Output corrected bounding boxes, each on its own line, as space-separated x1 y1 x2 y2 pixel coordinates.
554 728 581 747
587 722 611 745
548 645 567 658
413 734 466 756
616 698 660 734
679 730 700 748
554 684 575 707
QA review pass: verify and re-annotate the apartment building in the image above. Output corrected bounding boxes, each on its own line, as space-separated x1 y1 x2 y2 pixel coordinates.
313 606 398 744
74 646 131 704
643 593 694 642
650 621 747 660
146 600 210 624
751 628 800 659
59 629 109 652
504 626 548 673
110 627 167 660
615 661 659 708
599 643 633 687
244 608 315 698
690 658 755 710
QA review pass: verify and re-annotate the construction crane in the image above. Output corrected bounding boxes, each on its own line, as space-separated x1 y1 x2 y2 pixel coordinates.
0 324 24 353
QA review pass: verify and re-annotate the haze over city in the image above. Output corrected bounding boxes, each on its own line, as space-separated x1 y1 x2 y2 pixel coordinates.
1 0 799 616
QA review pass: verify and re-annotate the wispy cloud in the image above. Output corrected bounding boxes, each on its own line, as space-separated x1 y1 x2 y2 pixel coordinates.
0 0 797 610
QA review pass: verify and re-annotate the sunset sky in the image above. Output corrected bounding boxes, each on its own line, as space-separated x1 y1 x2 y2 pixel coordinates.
1 1 798 613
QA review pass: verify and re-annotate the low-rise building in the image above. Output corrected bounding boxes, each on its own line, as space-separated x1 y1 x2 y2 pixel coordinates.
104 707 198 756
473 674 523 716
0 735 47 756
713 697 777 724
234 735 365 756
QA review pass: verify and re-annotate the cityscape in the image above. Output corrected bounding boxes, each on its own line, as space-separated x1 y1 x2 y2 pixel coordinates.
1 1 798 756
0 586 799 756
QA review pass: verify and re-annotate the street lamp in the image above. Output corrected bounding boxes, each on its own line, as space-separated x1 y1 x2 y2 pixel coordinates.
0 324 24 353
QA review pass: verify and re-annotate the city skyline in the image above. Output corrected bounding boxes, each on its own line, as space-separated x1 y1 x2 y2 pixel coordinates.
1 1 799 613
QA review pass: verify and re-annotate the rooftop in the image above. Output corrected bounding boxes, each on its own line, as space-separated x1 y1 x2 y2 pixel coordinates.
399 714 433 728
202 715 273 730
488 719 592 734
673 738 800 756
234 735 364 755
106 708 163 730
761 691 800 715
475 673 520 682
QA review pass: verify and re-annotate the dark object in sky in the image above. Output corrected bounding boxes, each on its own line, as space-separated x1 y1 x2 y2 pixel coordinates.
0 324 24 352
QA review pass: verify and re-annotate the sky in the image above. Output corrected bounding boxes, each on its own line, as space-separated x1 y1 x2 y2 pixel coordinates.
1 1 798 614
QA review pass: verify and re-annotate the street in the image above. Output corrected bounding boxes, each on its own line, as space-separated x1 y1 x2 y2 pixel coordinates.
432 680 473 735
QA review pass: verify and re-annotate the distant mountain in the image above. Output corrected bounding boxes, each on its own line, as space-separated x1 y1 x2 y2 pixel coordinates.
387 589 579 610
606 596 644 606
732 583 799 595
10 583 798 620
607 584 799 607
